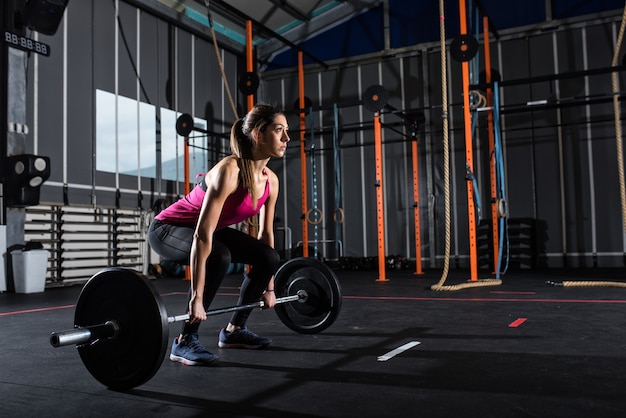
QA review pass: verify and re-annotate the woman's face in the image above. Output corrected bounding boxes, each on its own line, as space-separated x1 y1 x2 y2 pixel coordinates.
255 114 290 158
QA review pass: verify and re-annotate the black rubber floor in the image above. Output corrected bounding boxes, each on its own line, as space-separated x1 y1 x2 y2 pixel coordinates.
1 267 626 417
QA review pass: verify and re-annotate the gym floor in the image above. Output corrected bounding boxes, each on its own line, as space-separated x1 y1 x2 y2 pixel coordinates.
1 266 626 418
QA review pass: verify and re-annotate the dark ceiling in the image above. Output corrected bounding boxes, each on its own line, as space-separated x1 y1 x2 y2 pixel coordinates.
157 0 625 71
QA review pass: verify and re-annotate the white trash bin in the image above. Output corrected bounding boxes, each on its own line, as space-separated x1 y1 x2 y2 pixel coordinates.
11 249 50 294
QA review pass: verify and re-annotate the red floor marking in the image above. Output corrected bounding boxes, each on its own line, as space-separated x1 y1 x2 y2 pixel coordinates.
0 291 241 318
509 318 527 327
0 304 75 317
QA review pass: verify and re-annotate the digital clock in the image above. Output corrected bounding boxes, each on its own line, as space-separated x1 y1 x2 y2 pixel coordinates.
4 31 50 57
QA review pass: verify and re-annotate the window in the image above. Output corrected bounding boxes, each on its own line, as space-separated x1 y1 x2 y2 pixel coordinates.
96 89 156 177
96 89 210 182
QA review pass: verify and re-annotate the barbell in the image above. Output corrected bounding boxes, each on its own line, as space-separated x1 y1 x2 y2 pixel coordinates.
49 257 342 391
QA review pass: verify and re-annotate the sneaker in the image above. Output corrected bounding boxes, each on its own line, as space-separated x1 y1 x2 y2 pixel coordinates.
170 333 219 366
218 327 272 349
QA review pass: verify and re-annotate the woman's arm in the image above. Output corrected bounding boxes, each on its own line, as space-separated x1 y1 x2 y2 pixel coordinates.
258 169 279 248
258 169 280 307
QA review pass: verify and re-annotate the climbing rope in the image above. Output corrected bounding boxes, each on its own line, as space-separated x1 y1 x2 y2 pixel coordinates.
432 0 452 288
550 2 626 288
613 2 626 254
431 0 501 291
205 0 239 120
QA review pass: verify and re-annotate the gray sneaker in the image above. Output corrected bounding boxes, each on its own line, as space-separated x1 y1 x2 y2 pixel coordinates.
170 333 218 365
218 327 272 349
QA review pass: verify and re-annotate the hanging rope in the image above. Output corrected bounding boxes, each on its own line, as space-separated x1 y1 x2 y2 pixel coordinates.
431 0 452 289
493 81 509 278
332 104 344 257
614 2 626 256
431 0 501 291
205 0 239 120
550 2 626 288
307 108 322 259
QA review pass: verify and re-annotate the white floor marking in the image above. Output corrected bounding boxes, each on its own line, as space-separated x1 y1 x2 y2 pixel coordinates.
377 341 421 362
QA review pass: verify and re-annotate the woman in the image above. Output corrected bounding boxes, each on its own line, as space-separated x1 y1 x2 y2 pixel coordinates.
148 104 290 365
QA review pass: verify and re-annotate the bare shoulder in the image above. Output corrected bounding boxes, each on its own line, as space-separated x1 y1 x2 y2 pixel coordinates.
206 156 240 192
264 166 280 196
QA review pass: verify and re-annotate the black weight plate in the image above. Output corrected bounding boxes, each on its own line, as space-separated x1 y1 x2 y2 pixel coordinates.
238 72 259 95
175 113 194 136
450 34 479 62
363 85 389 112
75 268 169 391
274 258 342 334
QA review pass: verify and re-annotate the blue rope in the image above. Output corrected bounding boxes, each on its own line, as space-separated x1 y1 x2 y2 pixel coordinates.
493 81 509 277
466 162 482 222
333 103 341 257
309 108 319 258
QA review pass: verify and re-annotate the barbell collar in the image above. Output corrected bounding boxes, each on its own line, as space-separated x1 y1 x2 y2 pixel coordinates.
50 320 120 348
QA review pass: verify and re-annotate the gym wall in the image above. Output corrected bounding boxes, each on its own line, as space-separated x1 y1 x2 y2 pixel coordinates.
18 0 626 276
29 0 238 210
262 12 626 269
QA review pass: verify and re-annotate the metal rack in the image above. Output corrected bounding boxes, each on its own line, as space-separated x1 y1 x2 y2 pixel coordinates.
25 205 150 285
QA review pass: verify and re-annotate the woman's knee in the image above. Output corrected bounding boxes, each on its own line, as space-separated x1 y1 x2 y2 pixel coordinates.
267 247 281 272
259 246 281 274
206 241 232 272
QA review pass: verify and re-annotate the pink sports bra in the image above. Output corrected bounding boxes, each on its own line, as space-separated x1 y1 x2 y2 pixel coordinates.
155 174 270 230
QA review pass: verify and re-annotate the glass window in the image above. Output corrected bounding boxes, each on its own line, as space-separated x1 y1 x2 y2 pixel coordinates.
96 89 209 182
96 89 156 177
160 108 183 182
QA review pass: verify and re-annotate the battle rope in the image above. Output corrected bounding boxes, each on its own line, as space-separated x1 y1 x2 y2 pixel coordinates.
550 2 626 288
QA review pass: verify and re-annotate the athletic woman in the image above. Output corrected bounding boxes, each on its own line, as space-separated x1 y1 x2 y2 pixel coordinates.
148 104 289 365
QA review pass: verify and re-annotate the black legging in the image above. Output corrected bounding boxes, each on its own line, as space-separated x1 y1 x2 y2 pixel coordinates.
148 219 280 334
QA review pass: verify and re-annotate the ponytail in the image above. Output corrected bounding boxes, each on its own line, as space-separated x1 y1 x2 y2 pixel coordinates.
230 104 283 209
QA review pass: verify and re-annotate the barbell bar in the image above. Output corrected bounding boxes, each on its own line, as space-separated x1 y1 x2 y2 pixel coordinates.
48 257 342 391
50 291 307 348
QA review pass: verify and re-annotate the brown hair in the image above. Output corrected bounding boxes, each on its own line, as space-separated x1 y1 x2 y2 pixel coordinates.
230 104 284 208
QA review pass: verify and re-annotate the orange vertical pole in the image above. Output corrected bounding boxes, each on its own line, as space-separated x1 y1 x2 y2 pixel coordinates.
245 20 256 271
411 138 423 275
298 51 309 257
246 20 254 112
483 16 499 274
374 112 388 282
459 0 478 281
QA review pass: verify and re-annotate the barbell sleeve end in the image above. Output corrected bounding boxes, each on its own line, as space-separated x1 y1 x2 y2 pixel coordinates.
50 320 120 348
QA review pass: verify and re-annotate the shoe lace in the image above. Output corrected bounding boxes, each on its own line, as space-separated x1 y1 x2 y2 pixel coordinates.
236 328 259 342
184 335 207 353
